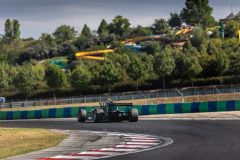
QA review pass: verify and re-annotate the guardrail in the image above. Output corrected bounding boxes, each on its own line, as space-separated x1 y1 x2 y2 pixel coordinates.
1 85 240 109
1 100 239 120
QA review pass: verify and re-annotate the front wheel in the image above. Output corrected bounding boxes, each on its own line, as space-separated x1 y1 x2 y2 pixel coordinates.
129 108 138 122
77 109 87 122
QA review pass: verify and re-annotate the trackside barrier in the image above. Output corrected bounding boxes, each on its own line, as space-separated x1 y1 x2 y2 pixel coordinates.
1 100 240 120
2 85 240 109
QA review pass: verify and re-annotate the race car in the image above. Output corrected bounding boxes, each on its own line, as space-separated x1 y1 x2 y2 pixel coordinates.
77 99 138 123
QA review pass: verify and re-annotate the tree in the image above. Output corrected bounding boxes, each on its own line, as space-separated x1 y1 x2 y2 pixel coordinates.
70 67 92 92
127 56 146 90
154 48 175 89
229 52 240 75
4 19 21 43
74 36 90 51
59 42 78 56
143 42 161 55
141 55 156 80
207 41 219 55
109 15 131 39
180 0 214 27
96 61 123 89
45 64 68 90
4 19 13 43
168 13 181 27
39 33 56 46
32 65 47 89
53 25 76 44
222 38 239 54
0 43 9 62
202 50 229 77
182 54 202 83
190 27 208 51
225 20 240 38
130 25 152 37
13 19 20 40
0 62 10 93
211 52 230 76
173 51 186 78
81 24 92 38
107 48 131 71
19 42 55 62
151 19 170 35
97 19 109 36
183 42 202 82
14 64 45 97
183 41 199 55
14 65 34 96
199 50 211 77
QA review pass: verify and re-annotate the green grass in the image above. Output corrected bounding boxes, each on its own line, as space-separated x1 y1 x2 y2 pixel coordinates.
0 128 67 159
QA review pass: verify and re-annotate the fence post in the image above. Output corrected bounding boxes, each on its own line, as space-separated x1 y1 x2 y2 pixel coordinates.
175 88 184 103
234 89 236 100
54 97 56 107
198 91 200 102
214 86 221 101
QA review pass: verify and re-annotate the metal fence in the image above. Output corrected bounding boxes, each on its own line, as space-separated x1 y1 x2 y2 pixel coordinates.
1 85 240 109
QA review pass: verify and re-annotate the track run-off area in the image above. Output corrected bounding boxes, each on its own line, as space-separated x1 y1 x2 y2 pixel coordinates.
1 119 240 160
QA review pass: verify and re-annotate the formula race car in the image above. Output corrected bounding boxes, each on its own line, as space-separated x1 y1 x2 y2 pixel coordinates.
77 99 138 123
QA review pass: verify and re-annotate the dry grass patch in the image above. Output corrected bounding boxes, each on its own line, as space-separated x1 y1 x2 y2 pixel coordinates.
0 128 67 159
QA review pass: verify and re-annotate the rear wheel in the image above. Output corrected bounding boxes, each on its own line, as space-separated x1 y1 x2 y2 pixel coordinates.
129 108 138 122
77 109 87 122
93 109 104 123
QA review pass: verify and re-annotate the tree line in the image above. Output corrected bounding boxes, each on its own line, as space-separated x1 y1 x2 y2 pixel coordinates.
0 0 240 98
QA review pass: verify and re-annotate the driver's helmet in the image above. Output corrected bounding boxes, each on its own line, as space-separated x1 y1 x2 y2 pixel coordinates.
106 98 114 105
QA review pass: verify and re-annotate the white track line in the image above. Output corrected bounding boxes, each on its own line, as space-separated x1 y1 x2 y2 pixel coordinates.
100 148 138 152
115 144 152 148
50 155 92 159
130 139 160 142
127 137 159 140
79 151 118 155
126 142 159 145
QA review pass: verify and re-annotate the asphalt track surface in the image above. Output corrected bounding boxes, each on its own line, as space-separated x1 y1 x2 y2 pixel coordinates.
1 119 240 160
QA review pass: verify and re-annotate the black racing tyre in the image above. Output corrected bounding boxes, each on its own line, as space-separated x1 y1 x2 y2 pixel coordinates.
77 109 87 122
93 108 104 123
129 108 139 122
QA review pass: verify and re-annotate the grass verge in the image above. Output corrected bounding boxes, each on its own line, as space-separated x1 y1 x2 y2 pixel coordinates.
0 128 67 159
